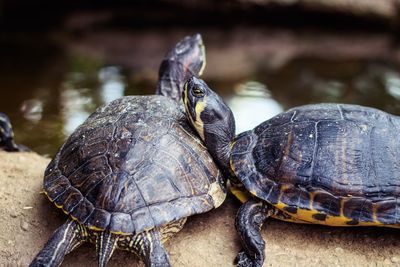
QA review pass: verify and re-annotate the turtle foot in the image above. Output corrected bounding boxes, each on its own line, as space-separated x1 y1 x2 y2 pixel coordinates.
235 251 260 267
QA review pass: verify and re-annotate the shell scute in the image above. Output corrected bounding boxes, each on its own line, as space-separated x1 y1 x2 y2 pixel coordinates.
375 199 400 224
109 212 135 233
68 199 95 223
343 198 374 222
312 191 340 217
85 209 112 230
53 187 83 213
280 186 308 209
46 176 71 201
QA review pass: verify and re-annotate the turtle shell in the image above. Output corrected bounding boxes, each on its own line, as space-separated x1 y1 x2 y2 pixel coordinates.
231 104 400 226
44 95 225 234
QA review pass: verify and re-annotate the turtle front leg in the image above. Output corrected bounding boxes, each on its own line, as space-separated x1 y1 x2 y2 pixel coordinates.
235 199 273 267
29 219 87 267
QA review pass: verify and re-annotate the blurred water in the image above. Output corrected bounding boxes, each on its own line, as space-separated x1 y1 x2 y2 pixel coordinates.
1 31 400 156
227 81 283 134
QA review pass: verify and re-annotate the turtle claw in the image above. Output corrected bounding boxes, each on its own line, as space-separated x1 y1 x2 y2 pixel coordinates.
235 251 258 267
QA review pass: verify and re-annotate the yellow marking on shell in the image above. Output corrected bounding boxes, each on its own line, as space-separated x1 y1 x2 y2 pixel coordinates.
271 213 312 224
209 181 226 207
271 201 400 228
372 204 378 222
44 188 134 235
249 190 257 196
283 132 292 159
91 225 132 236
309 191 316 210
88 225 104 232
109 230 131 236
230 186 251 203
339 196 346 217
44 190 77 218
279 184 291 199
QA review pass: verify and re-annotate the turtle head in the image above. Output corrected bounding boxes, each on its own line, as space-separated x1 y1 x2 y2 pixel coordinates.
183 77 235 173
156 33 206 101
171 33 206 76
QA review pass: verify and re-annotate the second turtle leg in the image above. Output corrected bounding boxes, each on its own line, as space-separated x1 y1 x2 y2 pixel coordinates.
235 199 273 267
29 219 87 267
130 229 172 267
117 218 186 267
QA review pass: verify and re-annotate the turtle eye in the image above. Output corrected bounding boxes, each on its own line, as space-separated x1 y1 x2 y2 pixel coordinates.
192 86 204 97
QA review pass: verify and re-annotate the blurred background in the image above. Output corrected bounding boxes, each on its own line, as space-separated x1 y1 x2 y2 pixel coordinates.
1 0 400 155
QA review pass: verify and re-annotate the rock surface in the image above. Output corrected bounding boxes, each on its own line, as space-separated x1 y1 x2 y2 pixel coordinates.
1 151 400 266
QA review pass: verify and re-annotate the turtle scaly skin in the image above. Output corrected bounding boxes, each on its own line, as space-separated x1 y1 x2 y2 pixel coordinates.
183 77 400 267
30 34 226 267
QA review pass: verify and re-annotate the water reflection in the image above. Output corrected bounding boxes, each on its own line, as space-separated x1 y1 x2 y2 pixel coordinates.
227 81 283 133
61 66 126 136
384 71 400 100
20 99 43 123
2 33 400 156
61 88 93 135
98 66 126 103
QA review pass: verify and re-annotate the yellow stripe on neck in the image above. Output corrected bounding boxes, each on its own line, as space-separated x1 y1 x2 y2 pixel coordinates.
194 100 206 140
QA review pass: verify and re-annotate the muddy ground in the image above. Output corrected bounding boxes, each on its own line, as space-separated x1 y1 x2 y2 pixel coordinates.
1 151 400 266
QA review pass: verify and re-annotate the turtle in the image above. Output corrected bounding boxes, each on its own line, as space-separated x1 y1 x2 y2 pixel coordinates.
0 112 29 152
182 76 400 267
29 34 226 267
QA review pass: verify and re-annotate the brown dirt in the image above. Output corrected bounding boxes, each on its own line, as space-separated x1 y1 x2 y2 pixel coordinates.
1 151 400 267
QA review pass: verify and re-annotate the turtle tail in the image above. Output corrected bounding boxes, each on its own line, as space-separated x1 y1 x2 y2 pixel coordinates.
96 231 118 267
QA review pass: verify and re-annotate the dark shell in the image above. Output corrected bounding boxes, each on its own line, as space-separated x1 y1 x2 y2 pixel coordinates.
232 104 400 224
44 95 225 234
